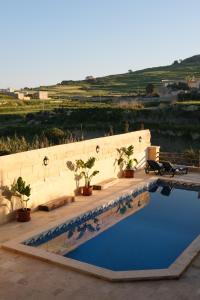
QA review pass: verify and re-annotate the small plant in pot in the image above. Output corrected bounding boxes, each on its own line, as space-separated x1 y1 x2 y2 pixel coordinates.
117 145 138 178
75 157 99 196
11 177 31 222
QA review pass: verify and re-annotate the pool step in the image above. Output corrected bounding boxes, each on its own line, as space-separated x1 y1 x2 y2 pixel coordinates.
93 178 119 190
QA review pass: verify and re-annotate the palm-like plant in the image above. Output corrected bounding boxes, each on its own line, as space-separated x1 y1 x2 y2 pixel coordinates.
11 177 31 211
117 145 138 170
75 157 99 188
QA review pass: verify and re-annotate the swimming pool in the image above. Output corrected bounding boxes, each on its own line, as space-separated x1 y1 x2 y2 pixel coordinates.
3 179 200 281
66 183 200 271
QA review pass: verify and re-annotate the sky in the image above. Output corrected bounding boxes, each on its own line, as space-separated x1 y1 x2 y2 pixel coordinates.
1 0 200 88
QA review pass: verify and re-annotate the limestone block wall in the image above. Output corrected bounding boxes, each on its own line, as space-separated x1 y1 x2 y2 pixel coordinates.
0 130 151 224
147 146 160 161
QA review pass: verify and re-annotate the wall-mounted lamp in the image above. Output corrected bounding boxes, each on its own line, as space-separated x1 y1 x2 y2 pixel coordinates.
43 156 49 166
96 145 100 153
139 136 142 143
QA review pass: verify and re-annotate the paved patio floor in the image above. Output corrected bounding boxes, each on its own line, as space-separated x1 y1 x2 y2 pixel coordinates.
1 171 200 300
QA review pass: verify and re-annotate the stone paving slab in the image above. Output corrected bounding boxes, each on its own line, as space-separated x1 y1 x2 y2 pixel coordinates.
0 174 150 245
0 171 200 299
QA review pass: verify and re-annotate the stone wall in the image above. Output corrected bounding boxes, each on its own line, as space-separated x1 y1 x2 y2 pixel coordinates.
0 130 151 224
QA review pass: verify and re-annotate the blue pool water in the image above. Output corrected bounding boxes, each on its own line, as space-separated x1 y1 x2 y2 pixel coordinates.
65 186 200 271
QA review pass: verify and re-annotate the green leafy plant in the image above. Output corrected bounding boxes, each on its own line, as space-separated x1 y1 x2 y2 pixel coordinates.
11 177 31 211
75 157 99 188
117 145 138 170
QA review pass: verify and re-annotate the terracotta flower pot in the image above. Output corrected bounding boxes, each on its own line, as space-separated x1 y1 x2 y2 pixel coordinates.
124 169 135 178
16 208 31 222
82 186 93 196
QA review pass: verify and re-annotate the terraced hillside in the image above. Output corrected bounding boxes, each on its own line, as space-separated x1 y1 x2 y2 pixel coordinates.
0 55 200 155
38 55 200 98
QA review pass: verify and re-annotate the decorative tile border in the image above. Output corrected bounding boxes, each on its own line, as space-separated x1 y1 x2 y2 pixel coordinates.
23 180 156 248
38 191 150 256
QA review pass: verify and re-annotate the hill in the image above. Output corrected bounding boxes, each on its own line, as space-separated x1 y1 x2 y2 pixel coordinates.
181 55 200 65
34 55 200 98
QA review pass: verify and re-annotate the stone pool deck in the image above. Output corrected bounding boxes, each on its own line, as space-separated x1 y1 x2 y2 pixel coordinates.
1 171 200 300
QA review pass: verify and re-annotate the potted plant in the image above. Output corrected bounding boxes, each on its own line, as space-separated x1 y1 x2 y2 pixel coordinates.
11 177 31 222
117 145 138 178
75 157 99 196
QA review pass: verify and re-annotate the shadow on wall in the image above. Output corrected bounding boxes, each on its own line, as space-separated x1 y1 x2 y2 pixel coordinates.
66 161 82 195
114 145 147 178
0 185 24 221
0 186 15 222
137 156 146 169
113 156 124 178
0 186 13 209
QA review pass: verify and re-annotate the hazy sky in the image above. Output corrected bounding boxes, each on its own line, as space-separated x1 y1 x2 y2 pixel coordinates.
1 0 200 88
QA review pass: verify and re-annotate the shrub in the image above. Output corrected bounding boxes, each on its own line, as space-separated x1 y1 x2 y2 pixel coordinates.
44 127 65 142
0 132 80 156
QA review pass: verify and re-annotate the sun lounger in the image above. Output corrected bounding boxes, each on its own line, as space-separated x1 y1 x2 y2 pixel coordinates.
161 161 188 177
145 160 165 175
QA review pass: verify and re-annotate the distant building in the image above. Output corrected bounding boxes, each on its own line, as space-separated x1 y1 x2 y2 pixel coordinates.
30 91 49 100
0 88 18 98
161 79 185 87
162 77 200 90
8 87 15 93
37 91 49 100
16 92 31 100
0 88 49 100
187 76 200 89
0 87 15 93
15 90 49 100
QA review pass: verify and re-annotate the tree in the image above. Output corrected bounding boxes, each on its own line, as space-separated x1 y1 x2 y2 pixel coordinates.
173 60 179 65
44 127 65 142
146 83 155 96
85 76 96 83
124 121 129 133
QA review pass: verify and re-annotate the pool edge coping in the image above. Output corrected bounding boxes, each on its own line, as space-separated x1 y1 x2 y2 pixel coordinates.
3 236 200 281
2 176 200 282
